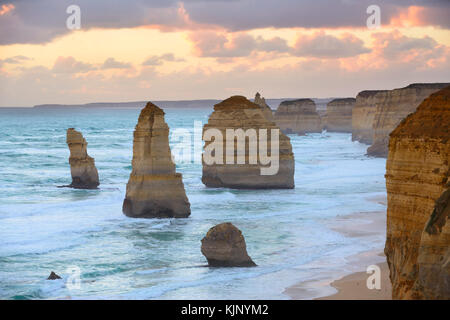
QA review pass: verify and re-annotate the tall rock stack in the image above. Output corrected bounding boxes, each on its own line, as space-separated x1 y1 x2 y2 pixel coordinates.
66 128 99 189
351 90 387 144
253 92 274 121
202 96 295 189
367 83 449 157
325 98 355 132
274 99 321 134
122 102 191 218
384 86 450 299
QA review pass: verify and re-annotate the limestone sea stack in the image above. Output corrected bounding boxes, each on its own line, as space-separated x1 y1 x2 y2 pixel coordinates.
122 102 191 218
384 86 450 299
351 90 387 144
274 99 321 134
325 98 355 132
367 83 449 157
202 96 294 189
66 128 99 189
201 222 256 267
253 92 274 121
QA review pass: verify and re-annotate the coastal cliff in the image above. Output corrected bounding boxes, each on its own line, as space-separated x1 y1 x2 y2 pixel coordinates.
274 99 322 134
122 102 191 218
384 86 450 299
367 83 449 157
66 128 99 189
326 98 355 132
202 96 295 189
351 90 387 144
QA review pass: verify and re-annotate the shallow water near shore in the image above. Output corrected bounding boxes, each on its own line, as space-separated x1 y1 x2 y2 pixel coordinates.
0 107 386 299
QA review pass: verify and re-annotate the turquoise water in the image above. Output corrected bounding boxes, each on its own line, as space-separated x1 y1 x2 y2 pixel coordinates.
0 107 387 299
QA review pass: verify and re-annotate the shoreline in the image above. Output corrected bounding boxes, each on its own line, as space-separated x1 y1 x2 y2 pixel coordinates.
284 195 392 300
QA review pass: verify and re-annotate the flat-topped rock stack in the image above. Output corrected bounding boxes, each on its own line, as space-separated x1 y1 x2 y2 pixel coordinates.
202 95 295 189
274 99 322 134
384 86 450 299
367 83 449 157
351 90 388 145
66 128 99 189
253 92 274 121
325 98 355 132
122 102 191 218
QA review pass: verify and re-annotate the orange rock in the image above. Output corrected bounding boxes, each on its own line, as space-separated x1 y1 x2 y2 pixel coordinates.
66 128 99 189
274 98 321 134
123 102 191 218
326 98 355 133
352 90 387 145
385 85 450 299
368 83 449 157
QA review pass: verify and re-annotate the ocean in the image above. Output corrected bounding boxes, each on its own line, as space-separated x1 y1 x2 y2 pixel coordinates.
0 106 387 299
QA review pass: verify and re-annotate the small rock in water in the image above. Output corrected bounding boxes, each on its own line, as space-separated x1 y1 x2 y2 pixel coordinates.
47 271 62 280
201 222 256 267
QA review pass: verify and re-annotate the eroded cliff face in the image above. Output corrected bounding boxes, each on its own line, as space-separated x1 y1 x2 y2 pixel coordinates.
274 99 321 134
123 102 191 218
385 86 450 299
413 188 450 299
326 98 355 133
66 128 99 189
367 83 449 158
202 96 295 189
253 92 274 121
351 90 387 144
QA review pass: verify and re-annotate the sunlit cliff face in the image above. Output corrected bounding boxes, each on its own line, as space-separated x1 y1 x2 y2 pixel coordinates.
0 0 449 106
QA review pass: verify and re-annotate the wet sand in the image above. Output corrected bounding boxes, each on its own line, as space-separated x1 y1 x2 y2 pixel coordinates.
285 195 392 300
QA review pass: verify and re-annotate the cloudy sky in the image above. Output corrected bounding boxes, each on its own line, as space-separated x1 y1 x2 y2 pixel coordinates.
0 0 449 106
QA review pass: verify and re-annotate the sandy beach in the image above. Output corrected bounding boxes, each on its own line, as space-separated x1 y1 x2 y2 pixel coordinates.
285 194 392 300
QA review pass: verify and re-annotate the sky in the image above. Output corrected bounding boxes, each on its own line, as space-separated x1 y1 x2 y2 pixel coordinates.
0 0 449 106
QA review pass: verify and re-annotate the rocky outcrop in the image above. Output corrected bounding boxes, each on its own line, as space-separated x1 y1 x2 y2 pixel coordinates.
201 222 256 267
202 96 295 189
253 92 274 121
66 128 99 189
351 90 387 144
367 83 449 157
274 99 322 134
413 188 450 299
122 102 191 218
47 271 61 280
384 86 450 299
325 98 355 132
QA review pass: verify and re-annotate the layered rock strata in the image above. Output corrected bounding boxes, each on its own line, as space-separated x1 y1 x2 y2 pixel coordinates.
253 92 274 121
351 90 387 144
122 102 191 218
367 83 449 157
274 99 321 134
384 86 450 299
66 128 99 189
202 96 295 189
325 98 355 132
413 188 450 299
201 222 256 267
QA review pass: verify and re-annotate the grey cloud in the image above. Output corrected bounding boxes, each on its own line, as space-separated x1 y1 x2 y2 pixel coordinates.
1 0 449 45
291 32 371 58
52 56 95 73
101 57 132 69
142 53 184 66
189 32 290 57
